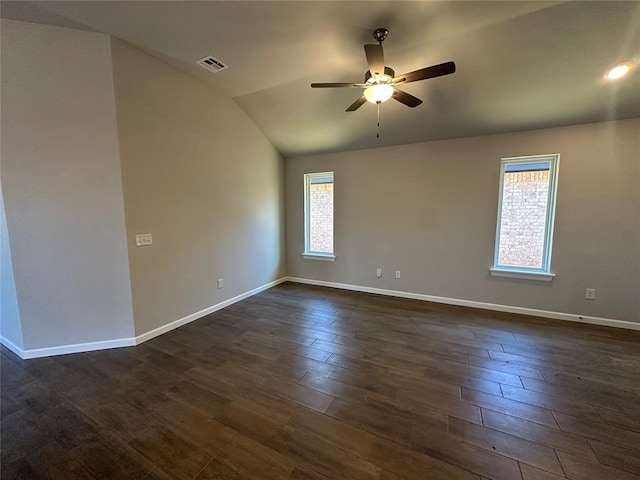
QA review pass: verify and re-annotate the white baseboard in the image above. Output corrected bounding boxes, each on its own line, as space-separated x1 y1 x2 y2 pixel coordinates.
1 277 288 360
0 335 26 359
285 276 640 332
1 335 136 360
4 275 634 360
134 276 288 344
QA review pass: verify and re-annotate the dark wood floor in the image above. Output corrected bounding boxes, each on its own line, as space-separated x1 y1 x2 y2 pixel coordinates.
2 283 640 480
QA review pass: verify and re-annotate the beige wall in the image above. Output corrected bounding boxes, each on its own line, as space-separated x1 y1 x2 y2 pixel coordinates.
0 20 285 354
285 119 640 323
110 39 286 336
1 20 135 349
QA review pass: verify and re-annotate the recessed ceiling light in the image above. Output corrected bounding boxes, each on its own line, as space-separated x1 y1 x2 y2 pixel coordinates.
606 62 633 80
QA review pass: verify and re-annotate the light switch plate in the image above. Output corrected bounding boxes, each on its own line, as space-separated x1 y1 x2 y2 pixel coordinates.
135 234 152 246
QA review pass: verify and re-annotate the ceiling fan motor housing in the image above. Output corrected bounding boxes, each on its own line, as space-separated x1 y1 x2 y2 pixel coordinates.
365 67 395 83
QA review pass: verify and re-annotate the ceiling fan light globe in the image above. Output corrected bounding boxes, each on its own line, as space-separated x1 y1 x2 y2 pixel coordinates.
364 84 394 104
606 62 633 80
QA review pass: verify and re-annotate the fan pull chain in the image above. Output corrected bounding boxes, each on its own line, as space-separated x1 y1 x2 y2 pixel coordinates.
376 101 381 138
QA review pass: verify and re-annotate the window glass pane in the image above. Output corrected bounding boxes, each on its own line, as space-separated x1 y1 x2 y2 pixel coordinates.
309 181 333 253
497 167 550 268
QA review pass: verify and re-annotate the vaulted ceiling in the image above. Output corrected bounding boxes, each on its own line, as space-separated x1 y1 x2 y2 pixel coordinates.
2 1 639 157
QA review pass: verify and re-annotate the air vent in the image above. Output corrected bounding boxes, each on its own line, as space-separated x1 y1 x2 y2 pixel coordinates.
196 55 228 73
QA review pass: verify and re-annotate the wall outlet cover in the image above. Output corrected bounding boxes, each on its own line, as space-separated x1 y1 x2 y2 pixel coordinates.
135 234 152 246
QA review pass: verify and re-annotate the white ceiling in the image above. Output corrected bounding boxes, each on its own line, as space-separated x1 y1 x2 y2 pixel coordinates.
2 1 639 157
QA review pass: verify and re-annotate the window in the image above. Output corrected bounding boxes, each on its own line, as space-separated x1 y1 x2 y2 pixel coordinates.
303 172 335 260
491 154 559 280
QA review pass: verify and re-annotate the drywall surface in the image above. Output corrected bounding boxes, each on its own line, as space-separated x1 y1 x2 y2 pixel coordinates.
110 39 286 336
1 20 135 349
286 119 640 323
0 181 23 350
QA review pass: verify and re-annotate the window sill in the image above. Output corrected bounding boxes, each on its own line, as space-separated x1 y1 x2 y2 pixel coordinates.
490 268 555 281
302 253 335 262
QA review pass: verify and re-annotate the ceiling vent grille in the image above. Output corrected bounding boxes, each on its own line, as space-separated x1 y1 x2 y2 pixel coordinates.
196 55 228 73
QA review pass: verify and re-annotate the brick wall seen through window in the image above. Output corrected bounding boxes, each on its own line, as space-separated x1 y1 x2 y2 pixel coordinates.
309 182 333 253
498 170 550 268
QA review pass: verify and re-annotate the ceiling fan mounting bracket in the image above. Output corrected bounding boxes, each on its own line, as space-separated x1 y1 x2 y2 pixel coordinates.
373 28 388 45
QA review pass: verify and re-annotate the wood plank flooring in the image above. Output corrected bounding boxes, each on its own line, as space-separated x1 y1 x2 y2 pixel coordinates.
2 282 639 479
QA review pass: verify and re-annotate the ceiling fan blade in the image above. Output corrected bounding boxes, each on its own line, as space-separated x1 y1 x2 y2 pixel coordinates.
364 44 385 79
393 61 456 84
346 96 367 112
392 89 423 108
311 82 367 88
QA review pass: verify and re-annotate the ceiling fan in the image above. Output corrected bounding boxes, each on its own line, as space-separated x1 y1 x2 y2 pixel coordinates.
311 28 456 112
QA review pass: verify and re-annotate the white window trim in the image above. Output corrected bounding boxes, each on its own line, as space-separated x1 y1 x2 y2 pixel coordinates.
489 268 555 281
304 171 334 258
491 154 560 280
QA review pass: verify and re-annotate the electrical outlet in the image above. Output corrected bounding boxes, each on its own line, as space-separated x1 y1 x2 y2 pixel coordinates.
585 288 595 300
376 268 382 278
135 234 152 246
217 278 224 289
395 270 401 279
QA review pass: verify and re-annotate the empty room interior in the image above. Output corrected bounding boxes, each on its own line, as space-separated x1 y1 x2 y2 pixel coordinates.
1 1 639 479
